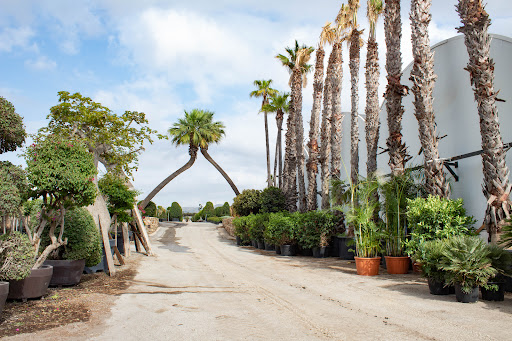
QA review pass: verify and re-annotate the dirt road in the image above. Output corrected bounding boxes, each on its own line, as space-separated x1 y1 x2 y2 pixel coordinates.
13 222 512 340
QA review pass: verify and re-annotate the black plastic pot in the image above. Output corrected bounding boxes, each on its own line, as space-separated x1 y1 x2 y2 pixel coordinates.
280 245 296 256
454 283 479 303
0 281 8 314
44 259 86 286
8 265 53 301
264 242 275 251
275 245 281 255
481 282 505 301
257 240 265 249
236 236 242 246
84 239 115 274
116 231 132 255
428 278 451 295
300 248 313 257
251 240 258 248
313 247 329 258
338 236 355 260
329 237 339 257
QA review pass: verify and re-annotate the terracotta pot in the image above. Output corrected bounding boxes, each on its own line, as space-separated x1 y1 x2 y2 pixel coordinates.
0 281 8 313
8 265 53 301
44 259 86 286
412 262 423 273
354 257 381 276
384 256 410 274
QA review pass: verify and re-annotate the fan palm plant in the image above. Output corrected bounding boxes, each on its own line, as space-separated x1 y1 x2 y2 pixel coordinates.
456 0 512 243
250 80 278 188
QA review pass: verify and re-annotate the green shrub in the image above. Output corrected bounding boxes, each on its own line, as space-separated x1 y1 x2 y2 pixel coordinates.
414 239 448 282
0 231 36 281
232 189 261 216
99 172 137 223
247 213 270 241
265 212 295 245
192 212 201 222
141 201 157 217
214 206 223 217
207 216 222 224
260 186 286 213
294 210 338 249
0 96 26 154
169 202 183 221
221 202 231 216
233 216 251 243
200 201 215 219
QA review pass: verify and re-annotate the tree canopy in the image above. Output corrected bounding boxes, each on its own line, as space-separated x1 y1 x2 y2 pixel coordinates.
0 96 26 154
98 172 138 223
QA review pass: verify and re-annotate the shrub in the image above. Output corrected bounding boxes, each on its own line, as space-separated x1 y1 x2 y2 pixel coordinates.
232 189 261 216
233 216 251 243
265 212 295 245
260 186 286 213
247 213 270 241
214 206 223 217
192 213 201 222
294 210 338 249
0 96 26 154
99 172 137 223
207 216 222 224
141 201 157 217
200 201 215 219
413 239 448 282
0 231 36 281
169 202 183 221
221 202 231 216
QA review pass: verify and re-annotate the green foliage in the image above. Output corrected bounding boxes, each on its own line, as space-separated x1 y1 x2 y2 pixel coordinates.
99 172 137 223
501 219 512 249
260 186 286 213
0 96 26 154
413 239 447 282
139 201 157 217
294 210 338 249
199 201 215 219
486 243 512 278
207 216 222 224
0 231 36 281
192 212 201 222
233 215 251 243
42 208 102 267
169 109 225 149
169 202 183 221
247 213 270 241
0 162 28 217
441 235 497 294
23 199 43 230
232 189 262 216
265 212 295 245
405 195 475 257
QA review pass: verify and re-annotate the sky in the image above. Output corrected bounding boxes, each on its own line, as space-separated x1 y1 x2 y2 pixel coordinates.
1 0 511 209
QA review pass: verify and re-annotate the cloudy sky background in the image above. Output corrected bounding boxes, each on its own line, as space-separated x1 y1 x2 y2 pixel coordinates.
1 0 511 209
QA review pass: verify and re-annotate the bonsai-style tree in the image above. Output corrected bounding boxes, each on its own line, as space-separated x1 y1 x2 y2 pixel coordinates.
0 231 36 281
24 135 97 268
0 96 26 155
99 172 138 224
0 161 28 231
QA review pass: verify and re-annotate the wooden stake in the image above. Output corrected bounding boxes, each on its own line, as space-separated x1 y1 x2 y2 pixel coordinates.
132 207 153 256
112 246 125 266
99 217 116 276
122 222 131 257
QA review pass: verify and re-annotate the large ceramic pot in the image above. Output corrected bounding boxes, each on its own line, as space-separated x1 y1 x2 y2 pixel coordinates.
8 265 53 301
0 281 9 313
354 257 381 276
384 256 410 274
454 283 479 303
44 259 86 286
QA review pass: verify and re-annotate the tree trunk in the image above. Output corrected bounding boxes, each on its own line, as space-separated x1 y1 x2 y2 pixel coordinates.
276 112 284 190
457 0 511 243
264 105 272 188
365 37 381 177
283 94 297 212
140 145 198 209
200 146 240 196
385 0 409 176
293 67 307 213
330 42 344 180
410 0 450 199
350 31 361 186
307 46 325 211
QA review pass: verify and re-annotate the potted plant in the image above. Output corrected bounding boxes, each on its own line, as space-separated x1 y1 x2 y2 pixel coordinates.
233 216 251 246
295 211 337 258
266 212 296 256
248 213 269 250
413 239 452 295
480 243 512 301
441 235 497 303
41 207 102 286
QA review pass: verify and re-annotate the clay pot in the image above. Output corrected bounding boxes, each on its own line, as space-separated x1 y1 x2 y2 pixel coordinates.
8 265 53 301
0 281 8 313
384 256 410 274
354 257 381 276
44 259 86 286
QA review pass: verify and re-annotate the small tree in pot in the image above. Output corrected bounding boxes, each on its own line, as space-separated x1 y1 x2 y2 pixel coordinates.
413 239 451 295
266 212 296 256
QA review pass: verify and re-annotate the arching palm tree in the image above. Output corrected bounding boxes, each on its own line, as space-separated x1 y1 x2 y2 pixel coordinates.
262 92 290 190
250 80 277 188
410 0 449 199
140 109 239 208
457 0 511 243
276 41 315 212
365 0 383 178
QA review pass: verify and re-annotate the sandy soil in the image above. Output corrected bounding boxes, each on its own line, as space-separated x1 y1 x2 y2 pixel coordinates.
7 222 512 340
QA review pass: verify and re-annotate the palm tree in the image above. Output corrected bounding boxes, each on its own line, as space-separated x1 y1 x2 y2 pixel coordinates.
365 0 383 178
276 41 314 212
140 109 239 208
457 0 511 243
262 92 290 190
307 23 336 211
250 80 278 188
410 0 449 199
384 0 409 176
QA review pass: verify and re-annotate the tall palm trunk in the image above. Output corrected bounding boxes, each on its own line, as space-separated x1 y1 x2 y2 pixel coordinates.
200 146 240 196
263 98 272 188
140 145 198 209
410 0 449 199
365 37 380 177
349 30 361 186
457 0 511 243
330 41 344 180
306 46 326 211
283 97 297 212
292 66 307 212
320 46 336 209
275 110 284 189
384 0 409 176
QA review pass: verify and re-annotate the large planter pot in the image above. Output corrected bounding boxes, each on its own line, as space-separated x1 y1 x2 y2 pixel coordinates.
44 259 86 286
280 245 296 256
264 242 275 251
84 239 115 274
329 237 339 258
8 265 53 301
338 237 355 260
257 240 265 250
481 282 505 301
300 247 313 257
236 236 242 246
312 247 329 258
384 256 410 275
428 278 451 295
0 281 8 314
251 240 258 248
275 245 281 255
454 283 479 303
354 257 381 276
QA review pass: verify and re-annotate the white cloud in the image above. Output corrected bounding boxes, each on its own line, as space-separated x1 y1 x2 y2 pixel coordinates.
0 27 34 52
24 55 57 71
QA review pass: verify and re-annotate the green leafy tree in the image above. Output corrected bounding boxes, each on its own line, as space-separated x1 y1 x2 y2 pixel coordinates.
0 231 36 281
232 189 262 216
0 96 26 154
98 172 138 223
199 201 215 219
0 161 28 230
260 186 286 213
24 135 97 268
169 202 183 221
139 201 157 217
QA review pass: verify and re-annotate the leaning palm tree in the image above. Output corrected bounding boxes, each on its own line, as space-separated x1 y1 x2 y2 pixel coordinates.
365 0 383 178
457 0 511 243
384 0 409 176
307 23 336 211
262 92 290 190
250 80 278 188
410 0 449 199
141 109 239 208
276 41 314 212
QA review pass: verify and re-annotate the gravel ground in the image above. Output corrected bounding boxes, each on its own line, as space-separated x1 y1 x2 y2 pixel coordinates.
7 221 512 340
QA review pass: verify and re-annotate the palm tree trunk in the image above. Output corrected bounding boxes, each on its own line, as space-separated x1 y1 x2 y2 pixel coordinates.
384 0 409 176
273 131 279 187
349 31 361 186
319 46 336 209
140 145 198 209
457 0 511 243
330 41 344 180
293 66 307 213
276 112 284 189
264 104 272 188
307 46 325 211
283 95 297 212
410 0 450 199
200 147 240 196
365 37 380 177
